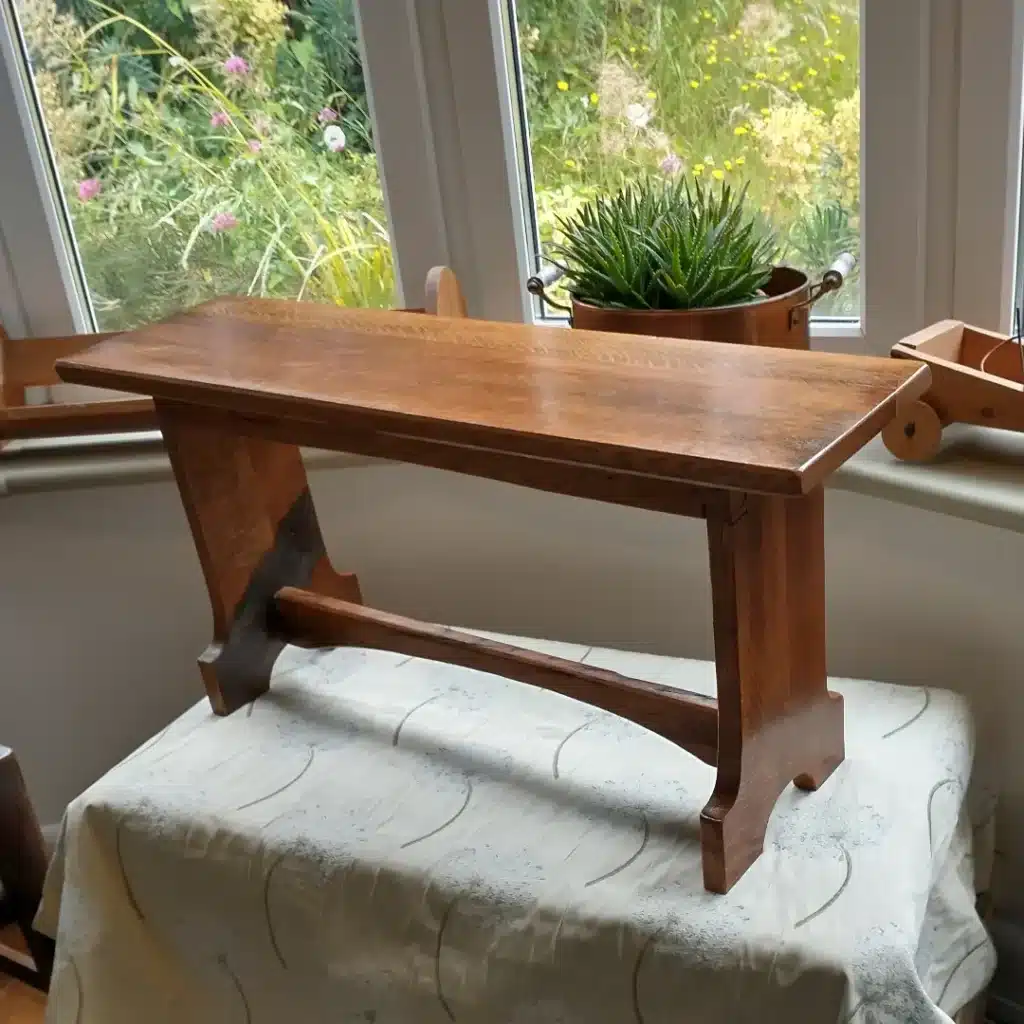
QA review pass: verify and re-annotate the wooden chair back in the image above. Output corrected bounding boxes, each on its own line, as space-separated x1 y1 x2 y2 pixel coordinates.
0 747 53 990
0 324 156 441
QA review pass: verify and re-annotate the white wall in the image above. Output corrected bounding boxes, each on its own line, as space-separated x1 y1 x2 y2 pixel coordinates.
2 462 1022 923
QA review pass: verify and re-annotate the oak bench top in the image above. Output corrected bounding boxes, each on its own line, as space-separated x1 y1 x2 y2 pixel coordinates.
56 296 930 495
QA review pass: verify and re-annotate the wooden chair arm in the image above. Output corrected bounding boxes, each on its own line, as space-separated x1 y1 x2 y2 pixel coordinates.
0 746 53 989
0 398 157 440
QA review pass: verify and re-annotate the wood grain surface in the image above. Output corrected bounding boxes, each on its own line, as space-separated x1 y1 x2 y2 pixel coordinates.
56 297 930 495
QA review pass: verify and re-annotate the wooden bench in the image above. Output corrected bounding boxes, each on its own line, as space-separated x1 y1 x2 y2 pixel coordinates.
55 292 930 892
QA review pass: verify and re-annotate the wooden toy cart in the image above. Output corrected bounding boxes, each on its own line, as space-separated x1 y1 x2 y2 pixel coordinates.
883 319 1024 461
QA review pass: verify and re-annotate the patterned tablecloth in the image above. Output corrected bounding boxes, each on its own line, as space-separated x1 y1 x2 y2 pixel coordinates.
38 634 995 1023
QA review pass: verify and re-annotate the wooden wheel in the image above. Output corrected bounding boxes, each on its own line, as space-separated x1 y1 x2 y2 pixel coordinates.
882 399 943 461
425 266 467 318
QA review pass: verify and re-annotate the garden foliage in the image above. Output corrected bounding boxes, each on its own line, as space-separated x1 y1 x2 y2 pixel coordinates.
16 0 858 328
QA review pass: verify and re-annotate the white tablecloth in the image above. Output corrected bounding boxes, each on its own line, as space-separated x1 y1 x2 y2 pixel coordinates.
38 635 995 1023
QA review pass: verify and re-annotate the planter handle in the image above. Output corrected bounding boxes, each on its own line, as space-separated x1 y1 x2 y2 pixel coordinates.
789 251 857 326
526 263 571 313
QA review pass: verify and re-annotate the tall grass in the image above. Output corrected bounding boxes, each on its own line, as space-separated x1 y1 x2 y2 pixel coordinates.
21 0 860 326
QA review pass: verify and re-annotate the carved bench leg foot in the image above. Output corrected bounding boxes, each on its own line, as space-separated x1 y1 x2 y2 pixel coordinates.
159 401 360 714
702 488 844 893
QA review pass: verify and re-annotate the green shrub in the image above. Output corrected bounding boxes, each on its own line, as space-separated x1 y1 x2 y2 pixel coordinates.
19 0 860 329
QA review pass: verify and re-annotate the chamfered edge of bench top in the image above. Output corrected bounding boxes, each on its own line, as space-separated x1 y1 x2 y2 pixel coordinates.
55 297 931 496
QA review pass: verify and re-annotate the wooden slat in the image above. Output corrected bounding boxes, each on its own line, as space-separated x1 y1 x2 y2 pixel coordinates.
158 400 724 519
0 398 156 440
273 587 720 765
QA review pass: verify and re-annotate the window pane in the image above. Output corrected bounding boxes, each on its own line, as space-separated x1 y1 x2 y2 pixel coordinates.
514 0 860 317
10 0 394 331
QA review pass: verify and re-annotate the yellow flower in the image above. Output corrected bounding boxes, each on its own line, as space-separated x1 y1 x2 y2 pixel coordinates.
729 31 739 40
693 163 705 175
646 90 657 99
766 45 778 55
760 107 770 114
712 169 725 180
557 80 569 91
564 158 576 168
724 160 733 171
702 9 713 19
740 84 750 92
778 71 789 81
824 38 834 47
799 34 808 43
690 80 700 89
790 83 801 91
754 71 768 80
629 45 637 53
830 13 841 22
733 125 750 135
807 67 818 77
735 156 746 166
707 55 718 64
590 92 599 104
823 55 832 63
834 53 847 62
704 72 712 80
641 44 649 52
753 103 828 204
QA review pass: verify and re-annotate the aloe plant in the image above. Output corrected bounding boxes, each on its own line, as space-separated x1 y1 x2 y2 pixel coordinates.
550 177 779 311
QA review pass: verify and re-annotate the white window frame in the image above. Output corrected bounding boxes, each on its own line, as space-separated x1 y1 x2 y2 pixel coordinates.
955 0 1024 334
2 0 1024 355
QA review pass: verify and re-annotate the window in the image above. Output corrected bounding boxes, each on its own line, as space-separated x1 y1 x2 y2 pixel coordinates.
0 0 452 339
2 0 1023 358
4 0 395 332
514 0 861 319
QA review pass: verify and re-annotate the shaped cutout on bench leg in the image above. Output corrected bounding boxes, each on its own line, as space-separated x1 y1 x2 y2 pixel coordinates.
157 400 360 714
701 488 844 893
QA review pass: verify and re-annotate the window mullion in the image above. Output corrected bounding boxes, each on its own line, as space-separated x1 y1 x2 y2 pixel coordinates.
0 1 90 337
436 0 532 322
953 0 1024 332
355 0 452 310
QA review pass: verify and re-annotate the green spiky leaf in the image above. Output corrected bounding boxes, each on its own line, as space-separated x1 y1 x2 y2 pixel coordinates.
549 177 779 311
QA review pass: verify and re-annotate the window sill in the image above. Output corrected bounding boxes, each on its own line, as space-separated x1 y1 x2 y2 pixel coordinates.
0 434 374 496
834 425 1024 534
6 425 1024 538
